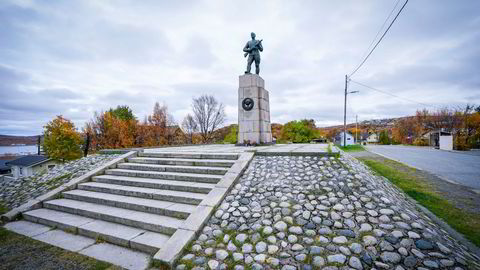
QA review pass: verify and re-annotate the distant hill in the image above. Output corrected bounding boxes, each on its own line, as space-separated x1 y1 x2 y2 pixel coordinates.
0 135 42 146
319 116 409 131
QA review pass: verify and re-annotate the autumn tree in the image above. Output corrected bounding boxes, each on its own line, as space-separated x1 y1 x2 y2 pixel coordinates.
192 95 226 143
43 116 83 162
84 106 137 151
181 114 198 144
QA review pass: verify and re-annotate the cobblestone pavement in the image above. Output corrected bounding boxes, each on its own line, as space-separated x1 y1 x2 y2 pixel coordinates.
175 154 480 269
0 154 120 210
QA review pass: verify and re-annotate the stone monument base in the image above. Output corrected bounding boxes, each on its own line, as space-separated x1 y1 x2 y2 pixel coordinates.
237 74 273 145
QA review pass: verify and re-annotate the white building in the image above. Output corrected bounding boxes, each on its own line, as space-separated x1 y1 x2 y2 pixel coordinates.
367 133 379 143
7 155 58 179
335 132 355 146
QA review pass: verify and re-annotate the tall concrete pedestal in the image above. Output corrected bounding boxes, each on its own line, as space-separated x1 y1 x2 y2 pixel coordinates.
238 74 273 144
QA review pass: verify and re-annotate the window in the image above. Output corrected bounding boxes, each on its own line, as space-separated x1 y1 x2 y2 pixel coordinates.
20 167 24 175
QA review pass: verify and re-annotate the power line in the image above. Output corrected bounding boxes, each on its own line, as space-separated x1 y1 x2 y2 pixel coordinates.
349 0 409 77
357 0 401 68
349 79 437 109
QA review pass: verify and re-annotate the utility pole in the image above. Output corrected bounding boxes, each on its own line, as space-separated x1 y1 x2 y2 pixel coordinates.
343 75 359 147
343 75 347 147
356 115 358 144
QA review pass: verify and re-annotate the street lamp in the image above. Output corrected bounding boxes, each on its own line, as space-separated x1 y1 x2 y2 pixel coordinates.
343 75 359 147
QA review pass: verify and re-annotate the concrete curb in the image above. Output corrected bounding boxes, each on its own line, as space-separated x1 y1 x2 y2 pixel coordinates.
1 151 138 222
345 151 480 258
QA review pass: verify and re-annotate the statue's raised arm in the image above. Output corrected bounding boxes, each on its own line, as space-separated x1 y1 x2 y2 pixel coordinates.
244 32 262 75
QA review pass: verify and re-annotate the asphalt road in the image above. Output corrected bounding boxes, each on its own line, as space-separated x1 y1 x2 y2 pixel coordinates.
365 145 480 190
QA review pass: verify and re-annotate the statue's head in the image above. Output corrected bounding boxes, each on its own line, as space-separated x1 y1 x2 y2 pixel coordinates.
251 32 256 39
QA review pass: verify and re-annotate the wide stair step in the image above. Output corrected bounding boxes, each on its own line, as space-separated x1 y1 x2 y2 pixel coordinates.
116 162 228 175
62 189 197 219
139 151 239 160
128 157 235 167
43 199 184 235
23 208 169 254
92 175 214 194
105 168 222 183
78 182 207 205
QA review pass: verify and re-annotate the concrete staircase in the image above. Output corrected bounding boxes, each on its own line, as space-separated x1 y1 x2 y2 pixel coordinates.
4 151 250 269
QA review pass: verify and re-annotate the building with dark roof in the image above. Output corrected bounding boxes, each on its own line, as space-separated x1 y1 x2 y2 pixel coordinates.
6 155 58 179
0 160 11 175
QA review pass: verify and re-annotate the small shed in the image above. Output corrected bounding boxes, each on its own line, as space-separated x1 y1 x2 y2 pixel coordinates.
335 132 355 146
423 130 453 151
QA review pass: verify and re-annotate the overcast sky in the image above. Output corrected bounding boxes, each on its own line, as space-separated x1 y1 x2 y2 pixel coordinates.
1 0 479 135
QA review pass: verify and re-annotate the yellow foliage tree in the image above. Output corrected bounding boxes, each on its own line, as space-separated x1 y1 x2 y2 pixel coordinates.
43 116 83 162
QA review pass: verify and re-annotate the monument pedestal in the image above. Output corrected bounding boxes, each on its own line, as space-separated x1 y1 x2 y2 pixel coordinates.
238 74 273 145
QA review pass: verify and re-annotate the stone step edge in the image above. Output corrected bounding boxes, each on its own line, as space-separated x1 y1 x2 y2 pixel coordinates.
139 152 239 160
1 151 139 222
62 189 195 219
153 152 255 267
78 182 206 205
105 169 222 184
43 199 182 235
22 208 168 254
91 175 214 194
116 163 228 175
127 157 235 167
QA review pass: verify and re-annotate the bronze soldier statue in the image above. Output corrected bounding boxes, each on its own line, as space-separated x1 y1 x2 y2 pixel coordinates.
243 32 263 75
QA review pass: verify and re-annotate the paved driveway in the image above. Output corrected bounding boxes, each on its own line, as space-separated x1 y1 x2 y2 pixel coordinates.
365 145 480 190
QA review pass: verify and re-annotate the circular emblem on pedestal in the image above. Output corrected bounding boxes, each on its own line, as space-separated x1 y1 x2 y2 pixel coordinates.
242 98 254 111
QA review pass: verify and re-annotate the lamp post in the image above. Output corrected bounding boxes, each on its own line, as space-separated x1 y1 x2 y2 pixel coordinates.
343 75 359 147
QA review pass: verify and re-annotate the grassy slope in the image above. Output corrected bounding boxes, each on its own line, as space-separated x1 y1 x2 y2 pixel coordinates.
0 227 114 270
339 144 365 152
359 157 480 247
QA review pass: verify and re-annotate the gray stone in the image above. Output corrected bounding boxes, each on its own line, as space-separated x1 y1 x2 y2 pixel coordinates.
312 256 325 267
233 252 244 262
288 226 303 234
215 249 229 260
415 239 434 250
403 256 417 267
423 260 439 268
274 221 287 231
327 254 347 264
363 235 377 246
242 243 253 253
380 252 401 264
255 241 266 253
349 256 363 269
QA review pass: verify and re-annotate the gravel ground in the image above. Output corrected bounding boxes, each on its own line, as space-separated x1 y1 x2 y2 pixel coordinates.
176 154 480 269
0 154 120 210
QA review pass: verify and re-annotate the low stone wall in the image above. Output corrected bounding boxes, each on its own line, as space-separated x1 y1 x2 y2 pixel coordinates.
0 154 120 211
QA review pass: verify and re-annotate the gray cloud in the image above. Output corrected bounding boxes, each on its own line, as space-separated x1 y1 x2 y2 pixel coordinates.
0 0 479 134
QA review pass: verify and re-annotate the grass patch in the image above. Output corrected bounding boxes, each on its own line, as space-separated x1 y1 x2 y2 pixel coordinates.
0 202 9 215
0 227 113 270
339 144 365 152
359 157 480 247
44 172 73 190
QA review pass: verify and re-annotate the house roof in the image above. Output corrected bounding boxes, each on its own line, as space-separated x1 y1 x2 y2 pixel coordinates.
0 160 11 171
6 155 50 167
